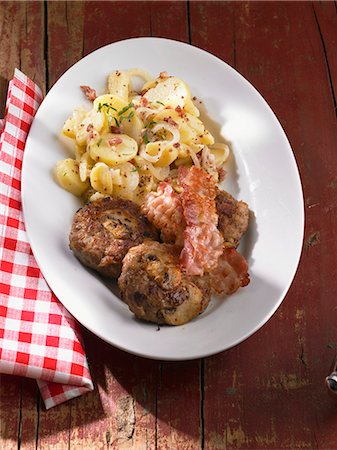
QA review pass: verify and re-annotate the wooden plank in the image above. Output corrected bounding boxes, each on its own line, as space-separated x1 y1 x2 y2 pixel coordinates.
82 0 189 55
47 1 85 88
0 375 21 450
36 393 71 449
18 380 39 450
189 1 337 448
190 0 235 66
156 361 201 450
68 330 157 450
0 1 45 114
149 0 189 43
82 1 152 55
312 1 337 115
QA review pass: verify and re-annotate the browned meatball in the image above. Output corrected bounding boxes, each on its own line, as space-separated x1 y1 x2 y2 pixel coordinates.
216 189 249 247
118 241 211 325
69 197 158 278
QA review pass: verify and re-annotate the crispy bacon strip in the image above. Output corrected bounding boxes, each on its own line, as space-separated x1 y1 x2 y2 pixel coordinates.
179 166 223 275
208 247 250 295
141 181 185 245
80 85 97 101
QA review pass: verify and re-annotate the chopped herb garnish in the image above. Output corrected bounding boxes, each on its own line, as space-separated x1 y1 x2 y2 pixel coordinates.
131 168 138 172
156 101 164 106
118 102 133 116
97 102 117 113
119 110 135 123
146 120 156 128
97 138 103 147
113 117 120 127
143 130 149 144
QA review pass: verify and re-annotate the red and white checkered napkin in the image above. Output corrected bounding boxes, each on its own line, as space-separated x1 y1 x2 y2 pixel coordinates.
0 69 93 409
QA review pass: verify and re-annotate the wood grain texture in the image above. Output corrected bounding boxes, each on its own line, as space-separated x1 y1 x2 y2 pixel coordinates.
47 1 85 88
1 1 337 449
0 1 45 115
191 2 337 449
82 0 189 56
0 375 21 450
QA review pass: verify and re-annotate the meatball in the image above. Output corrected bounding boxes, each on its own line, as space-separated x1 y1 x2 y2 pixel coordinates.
69 197 158 278
216 189 249 247
118 241 211 325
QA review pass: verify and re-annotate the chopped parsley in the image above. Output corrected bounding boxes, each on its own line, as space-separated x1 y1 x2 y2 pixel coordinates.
97 102 117 113
120 110 134 122
97 138 103 147
146 120 156 128
156 101 164 106
143 130 149 144
113 116 120 127
117 102 133 116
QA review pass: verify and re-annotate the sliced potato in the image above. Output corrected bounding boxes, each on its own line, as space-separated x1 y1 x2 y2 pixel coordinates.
90 162 114 195
199 130 215 146
121 113 144 144
93 94 128 115
144 76 190 108
62 108 87 138
89 133 138 167
107 71 130 100
55 159 89 196
113 162 140 198
184 99 200 117
75 109 105 146
79 151 95 182
140 142 178 167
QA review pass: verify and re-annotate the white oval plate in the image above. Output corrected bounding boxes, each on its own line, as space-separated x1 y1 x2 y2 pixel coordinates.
22 38 304 360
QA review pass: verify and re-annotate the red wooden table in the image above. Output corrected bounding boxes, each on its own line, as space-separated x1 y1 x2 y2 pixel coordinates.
1 1 337 449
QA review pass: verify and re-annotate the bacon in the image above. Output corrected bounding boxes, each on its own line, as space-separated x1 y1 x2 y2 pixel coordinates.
175 105 184 117
140 97 149 107
141 181 185 245
208 247 250 295
80 85 97 101
86 124 99 141
179 166 223 275
164 117 178 127
110 125 123 134
108 137 123 146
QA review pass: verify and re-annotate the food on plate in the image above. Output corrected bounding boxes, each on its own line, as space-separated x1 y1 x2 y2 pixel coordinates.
118 241 211 325
141 181 185 245
208 247 250 295
215 190 249 248
58 69 250 325
69 197 158 278
178 166 224 276
56 69 230 205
